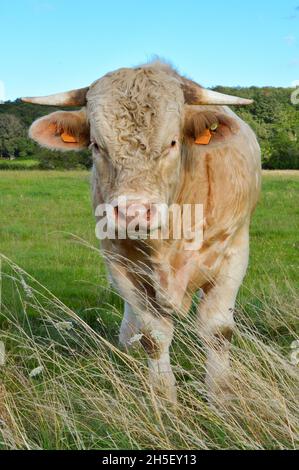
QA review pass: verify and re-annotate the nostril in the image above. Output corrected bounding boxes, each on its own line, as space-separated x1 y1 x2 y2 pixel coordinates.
114 201 158 228
147 205 156 222
116 205 127 221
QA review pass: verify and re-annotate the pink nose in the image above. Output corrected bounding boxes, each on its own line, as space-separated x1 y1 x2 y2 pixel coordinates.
115 202 155 228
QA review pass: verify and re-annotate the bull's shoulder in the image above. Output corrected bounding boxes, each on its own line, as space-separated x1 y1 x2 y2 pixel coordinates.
178 106 261 242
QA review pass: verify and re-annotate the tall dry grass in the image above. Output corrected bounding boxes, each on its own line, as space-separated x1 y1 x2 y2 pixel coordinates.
0 253 298 450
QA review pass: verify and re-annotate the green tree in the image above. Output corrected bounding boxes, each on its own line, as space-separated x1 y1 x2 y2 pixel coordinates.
0 113 26 159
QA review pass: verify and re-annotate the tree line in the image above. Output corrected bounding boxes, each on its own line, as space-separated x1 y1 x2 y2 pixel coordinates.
1 86 299 169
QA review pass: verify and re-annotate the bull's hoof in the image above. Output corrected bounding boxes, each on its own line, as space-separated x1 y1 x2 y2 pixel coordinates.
205 374 238 406
150 375 178 406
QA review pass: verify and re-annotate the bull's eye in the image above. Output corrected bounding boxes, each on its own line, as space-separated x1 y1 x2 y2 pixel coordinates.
171 140 177 147
90 141 102 155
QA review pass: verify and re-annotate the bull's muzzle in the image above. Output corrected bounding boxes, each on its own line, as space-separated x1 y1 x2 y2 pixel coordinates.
115 200 159 233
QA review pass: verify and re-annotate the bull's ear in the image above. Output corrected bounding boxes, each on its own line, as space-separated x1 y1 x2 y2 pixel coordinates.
183 106 240 146
29 108 90 151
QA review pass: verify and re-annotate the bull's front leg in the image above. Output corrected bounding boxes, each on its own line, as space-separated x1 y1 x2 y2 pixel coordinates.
197 227 249 402
139 310 176 403
109 262 177 402
122 298 176 402
139 254 197 403
119 302 140 350
120 298 176 403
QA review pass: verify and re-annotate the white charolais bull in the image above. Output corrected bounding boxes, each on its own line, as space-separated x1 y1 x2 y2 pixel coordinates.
23 62 261 403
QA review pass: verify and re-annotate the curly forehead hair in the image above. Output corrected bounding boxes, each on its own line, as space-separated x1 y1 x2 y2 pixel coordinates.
86 63 184 163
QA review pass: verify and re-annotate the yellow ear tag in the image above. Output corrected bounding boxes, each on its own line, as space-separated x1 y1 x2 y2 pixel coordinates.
195 128 212 145
61 132 78 143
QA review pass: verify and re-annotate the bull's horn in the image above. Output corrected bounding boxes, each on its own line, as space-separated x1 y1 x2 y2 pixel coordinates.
198 88 253 105
182 79 253 106
21 87 89 106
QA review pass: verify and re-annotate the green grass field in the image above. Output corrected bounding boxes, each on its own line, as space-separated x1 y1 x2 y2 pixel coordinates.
0 170 298 311
0 159 39 170
0 170 298 449
0 171 102 314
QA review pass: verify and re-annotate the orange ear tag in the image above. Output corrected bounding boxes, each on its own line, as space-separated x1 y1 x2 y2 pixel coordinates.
195 128 212 145
61 132 78 143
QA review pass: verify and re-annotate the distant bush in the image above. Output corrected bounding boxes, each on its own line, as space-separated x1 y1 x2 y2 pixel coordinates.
37 148 92 170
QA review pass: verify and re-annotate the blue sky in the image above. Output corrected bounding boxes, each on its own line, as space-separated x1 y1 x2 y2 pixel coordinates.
1 0 299 101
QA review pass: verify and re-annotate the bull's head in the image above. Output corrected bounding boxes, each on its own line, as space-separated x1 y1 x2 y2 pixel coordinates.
23 63 252 233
